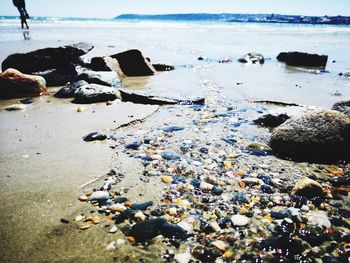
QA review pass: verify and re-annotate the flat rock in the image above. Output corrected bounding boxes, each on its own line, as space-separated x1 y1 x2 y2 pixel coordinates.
32 65 78 87
277 51 328 68
238 52 264 64
0 68 47 99
253 113 290 128
332 100 350 117
89 191 110 201
75 68 121 87
2 42 93 73
270 110 350 163
110 49 157 77
73 83 121 104
54 80 88 98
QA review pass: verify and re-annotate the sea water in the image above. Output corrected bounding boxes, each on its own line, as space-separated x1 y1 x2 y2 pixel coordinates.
0 17 349 107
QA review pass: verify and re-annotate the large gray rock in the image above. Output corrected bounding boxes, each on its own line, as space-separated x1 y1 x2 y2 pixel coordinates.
54 80 88 98
1 42 93 74
32 64 78 87
75 68 121 87
73 83 121 104
270 110 350 163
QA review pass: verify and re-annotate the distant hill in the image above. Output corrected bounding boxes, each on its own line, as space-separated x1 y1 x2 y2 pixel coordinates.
115 13 350 25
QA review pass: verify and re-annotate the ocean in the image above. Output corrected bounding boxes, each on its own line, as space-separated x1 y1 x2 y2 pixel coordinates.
1 16 349 107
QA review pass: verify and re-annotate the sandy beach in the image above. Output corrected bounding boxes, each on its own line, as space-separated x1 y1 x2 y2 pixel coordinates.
0 19 350 262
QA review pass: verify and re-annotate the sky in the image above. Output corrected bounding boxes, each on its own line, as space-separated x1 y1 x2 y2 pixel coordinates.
1 0 350 18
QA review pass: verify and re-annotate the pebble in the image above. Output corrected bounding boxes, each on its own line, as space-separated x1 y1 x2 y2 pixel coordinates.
169 207 178 216
246 142 272 156
131 201 153 210
291 178 324 198
75 215 84 222
108 226 118 233
79 195 88 201
92 216 101 224
200 182 214 191
134 211 146 221
307 211 331 228
129 218 167 242
161 125 185 132
79 223 91 230
161 151 181 160
160 223 187 240
174 252 192 263
4 104 26 111
77 106 85 112
161 175 173 184
231 214 250 226
106 241 116 251
83 132 107 142
125 141 142 150
212 240 227 252
110 203 127 212
90 191 110 201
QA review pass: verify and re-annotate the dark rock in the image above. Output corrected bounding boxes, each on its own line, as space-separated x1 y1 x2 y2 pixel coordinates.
291 178 324 198
0 68 47 99
246 142 272 156
129 218 167 242
261 184 275 194
131 201 153 211
83 132 107 142
192 246 220 262
33 65 78 87
238 53 264 64
60 218 70 224
2 42 93 73
125 141 142 150
160 223 187 240
191 179 201 188
161 151 181 160
277 51 328 68
258 175 273 186
110 49 157 77
118 89 205 106
20 97 34 104
253 100 301 107
161 125 184 132
73 83 121 104
114 209 136 224
258 236 304 255
270 110 350 163
87 57 112 71
199 147 209 154
75 69 120 88
54 80 88 98
151 209 165 217
221 137 236 145
212 186 224 195
152 63 175 72
253 114 290 128
114 197 128 203
231 192 249 204
332 100 350 117
330 176 350 187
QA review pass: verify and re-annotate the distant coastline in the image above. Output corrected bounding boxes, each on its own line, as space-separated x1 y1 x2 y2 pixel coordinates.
115 13 350 25
1 13 350 25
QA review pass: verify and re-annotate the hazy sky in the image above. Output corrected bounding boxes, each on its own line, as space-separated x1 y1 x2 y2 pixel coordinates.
1 0 349 18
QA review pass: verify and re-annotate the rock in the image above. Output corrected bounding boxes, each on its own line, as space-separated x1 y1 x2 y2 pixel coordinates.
75 68 121 87
277 51 328 68
174 252 192 263
212 240 227 252
110 204 127 213
110 49 157 77
129 218 167 242
108 226 118 233
307 211 331 228
332 100 350 117
118 89 205 106
246 142 272 156
258 236 304 255
4 104 26 111
20 97 34 104
83 132 107 142
330 176 350 187
270 110 350 163
161 125 185 132
54 80 88 98
152 63 175 72
32 65 78 87
231 214 250 226
261 184 275 194
161 176 173 184
73 83 121 104
238 52 265 64
253 114 290 128
2 42 93 73
87 57 112 71
89 191 110 201
131 201 153 211
160 223 187 240
161 151 181 160
134 211 146 221
291 178 324 198
125 141 142 150
0 68 47 99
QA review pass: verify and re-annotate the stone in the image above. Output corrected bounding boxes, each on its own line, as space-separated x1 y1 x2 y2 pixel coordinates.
291 178 324 198
118 89 205 106
87 57 112 71
270 110 350 163
161 125 185 132
125 141 142 150
110 49 157 77
129 218 167 242
253 113 290 128
73 83 121 104
2 42 93 73
134 211 146 221
307 211 331 228
75 68 121 87
212 240 227 252
110 203 127 213
231 214 250 226
160 223 187 240
83 132 107 142
332 100 350 117
54 80 88 98
161 176 173 184
33 65 78 87
75 215 84 222
238 52 265 64
131 201 153 210
4 104 26 111
0 68 47 99
161 151 181 160
246 142 272 156
277 51 328 67
174 252 192 263
108 226 118 233
152 63 175 72
89 191 110 201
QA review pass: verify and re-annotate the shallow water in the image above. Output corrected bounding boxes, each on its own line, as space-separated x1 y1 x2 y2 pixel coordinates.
1 19 350 107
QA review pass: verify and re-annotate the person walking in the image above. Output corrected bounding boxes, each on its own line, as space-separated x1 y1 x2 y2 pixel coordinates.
13 0 30 29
